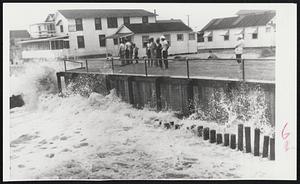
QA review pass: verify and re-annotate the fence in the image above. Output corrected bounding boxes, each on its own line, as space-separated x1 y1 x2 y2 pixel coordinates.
63 57 275 82
159 120 275 161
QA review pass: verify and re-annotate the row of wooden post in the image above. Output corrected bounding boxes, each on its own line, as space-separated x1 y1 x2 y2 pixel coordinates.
196 124 275 160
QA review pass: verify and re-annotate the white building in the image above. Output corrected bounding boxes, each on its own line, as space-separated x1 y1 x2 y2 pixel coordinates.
197 10 276 50
20 9 158 59
106 19 197 56
19 9 196 60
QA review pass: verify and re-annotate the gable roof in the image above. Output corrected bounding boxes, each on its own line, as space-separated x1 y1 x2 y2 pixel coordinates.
200 11 275 32
10 30 30 39
58 9 157 19
124 22 193 34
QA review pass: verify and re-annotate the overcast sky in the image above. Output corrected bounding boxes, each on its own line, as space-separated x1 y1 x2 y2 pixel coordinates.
4 3 277 31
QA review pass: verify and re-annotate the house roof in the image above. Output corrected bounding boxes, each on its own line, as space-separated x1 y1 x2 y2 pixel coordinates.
200 11 275 32
236 10 275 16
10 30 30 39
45 13 55 22
124 22 193 34
58 9 157 19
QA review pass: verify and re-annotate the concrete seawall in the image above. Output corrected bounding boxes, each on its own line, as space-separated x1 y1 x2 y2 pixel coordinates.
58 72 275 126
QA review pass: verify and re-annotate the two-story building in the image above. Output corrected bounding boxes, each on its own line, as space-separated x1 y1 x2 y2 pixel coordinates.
197 10 276 51
9 30 31 64
19 9 197 60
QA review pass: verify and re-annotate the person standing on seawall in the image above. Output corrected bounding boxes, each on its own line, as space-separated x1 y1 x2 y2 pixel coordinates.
119 39 126 65
161 36 169 69
235 35 244 64
149 38 157 67
146 40 151 67
155 38 163 68
132 43 139 64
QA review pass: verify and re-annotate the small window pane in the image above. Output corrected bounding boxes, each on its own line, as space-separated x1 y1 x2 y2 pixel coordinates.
224 35 229 41
113 38 118 45
177 34 184 41
107 17 118 28
77 36 85 48
60 25 64 32
95 18 102 30
75 18 83 31
208 36 213 42
142 16 148 23
123 17 130 25
99 35 106 47
252 33 258 39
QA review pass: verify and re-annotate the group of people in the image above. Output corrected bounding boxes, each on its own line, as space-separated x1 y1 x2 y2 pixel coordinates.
118 35 170 69
145 35 170 69
118 39 139 65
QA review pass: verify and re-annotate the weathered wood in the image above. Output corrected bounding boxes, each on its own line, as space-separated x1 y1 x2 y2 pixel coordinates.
270 138 275 160
127 77 134 104
230 134 236 149
224 133 230 146
216 133 222 144
155 78 162 111
245 127 251 153
210 130 216 143
254 128 260 156
262 136 270 158
238 124 244 151
56 73 62 93
197 126 203 137
203 127 209 140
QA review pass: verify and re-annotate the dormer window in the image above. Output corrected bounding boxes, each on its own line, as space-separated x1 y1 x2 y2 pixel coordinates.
142 16 148 23
123 17 130 25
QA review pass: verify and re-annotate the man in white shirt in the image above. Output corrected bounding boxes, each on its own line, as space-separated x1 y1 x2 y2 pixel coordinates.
235 35 244 63
160 36 169 69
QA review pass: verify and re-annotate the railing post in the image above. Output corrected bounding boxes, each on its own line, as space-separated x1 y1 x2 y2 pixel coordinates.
186 58 190 79
144 58 148 77
64 59 66 72
111 57 114 74
242 59 244 80
85 59 88 73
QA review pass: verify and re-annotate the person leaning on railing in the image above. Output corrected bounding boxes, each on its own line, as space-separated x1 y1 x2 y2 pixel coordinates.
161 36 169 69
156 38 163 68
234 35 244 64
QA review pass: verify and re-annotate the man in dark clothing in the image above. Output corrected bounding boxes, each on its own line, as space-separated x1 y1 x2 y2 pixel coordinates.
161 36 169 69
155 38 163 68
132 43 139 64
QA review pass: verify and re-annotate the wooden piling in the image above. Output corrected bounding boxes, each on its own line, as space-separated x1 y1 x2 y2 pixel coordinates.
230 134 236 149
270 138 275 160
197 126 203 137
245 127 251 153
238 124 244 151
262 136 270 158
224 133 229 146
56 73 62 93
203 127 209 140
210 130 216 143
254 128 260 156
216 133 222 144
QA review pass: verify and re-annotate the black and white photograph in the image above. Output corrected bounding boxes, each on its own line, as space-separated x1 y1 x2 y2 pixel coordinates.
3 2 297 181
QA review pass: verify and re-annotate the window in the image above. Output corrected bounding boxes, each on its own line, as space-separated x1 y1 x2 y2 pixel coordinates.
60 25 64 32
64 41 70 49
197 33 204 42
208 36 213 42
75 18 83 31
95 18 102 30
142 16 148 23
252 33 258 39
123 17 130 25
142 35 149 48
77 36 85 48
177 34 184 41
163 34 171 45
107 17 118 28
189 33 195 40
113 38 118 45
50 40 64 50
99 35 106 47
224 35 229 41
266 27 271 33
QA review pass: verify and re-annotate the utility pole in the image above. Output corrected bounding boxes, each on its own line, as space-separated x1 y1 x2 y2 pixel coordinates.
187 15 190 54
